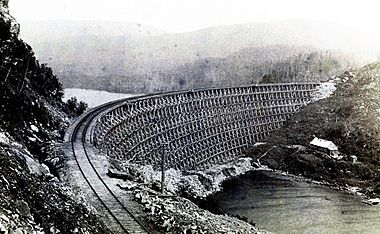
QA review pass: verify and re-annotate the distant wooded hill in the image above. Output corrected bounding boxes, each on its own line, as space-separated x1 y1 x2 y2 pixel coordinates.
58 47 352 93
19 19 374 93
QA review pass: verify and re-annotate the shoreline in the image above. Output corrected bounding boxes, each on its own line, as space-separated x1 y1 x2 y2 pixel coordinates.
108 157 269 233
108 153 380 233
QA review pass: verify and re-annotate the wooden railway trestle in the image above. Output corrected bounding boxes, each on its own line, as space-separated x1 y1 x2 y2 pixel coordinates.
92 83 328 171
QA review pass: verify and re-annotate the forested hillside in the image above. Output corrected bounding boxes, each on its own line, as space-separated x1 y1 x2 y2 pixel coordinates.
260 51 350 83
60 46 352 93
0 2 109 233
20 19 366 93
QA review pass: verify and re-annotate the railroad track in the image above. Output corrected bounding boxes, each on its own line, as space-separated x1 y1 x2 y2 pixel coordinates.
67 83 322 233
69 99 151 234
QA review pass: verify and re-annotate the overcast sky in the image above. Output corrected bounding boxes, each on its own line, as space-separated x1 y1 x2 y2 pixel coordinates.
9 0 380 33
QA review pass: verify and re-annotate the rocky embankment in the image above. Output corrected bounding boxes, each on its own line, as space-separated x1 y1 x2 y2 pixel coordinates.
109 158 268 233
247 65 380 198
0 135 110 234
0 1 111 233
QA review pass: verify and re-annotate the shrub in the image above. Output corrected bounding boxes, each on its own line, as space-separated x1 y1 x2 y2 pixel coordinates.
64 97 88 118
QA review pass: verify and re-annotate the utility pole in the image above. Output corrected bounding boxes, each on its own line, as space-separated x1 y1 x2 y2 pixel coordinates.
153 98 166 194
161 144 165 194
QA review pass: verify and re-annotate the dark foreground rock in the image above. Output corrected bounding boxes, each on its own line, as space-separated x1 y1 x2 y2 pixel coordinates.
0 2 110 233
0 134 111 233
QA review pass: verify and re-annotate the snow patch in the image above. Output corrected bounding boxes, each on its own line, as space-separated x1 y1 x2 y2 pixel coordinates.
310 137 338 151
367 198 380 205
312 82 336 101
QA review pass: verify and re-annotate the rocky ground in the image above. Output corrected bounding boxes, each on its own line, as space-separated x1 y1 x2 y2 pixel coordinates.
0 130 111 234
109 157 254 198
109 157 267 233
247 65 380 198
0 1 112 233
132 186 266 233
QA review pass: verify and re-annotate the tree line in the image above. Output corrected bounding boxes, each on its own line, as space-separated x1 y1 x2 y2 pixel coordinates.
59 48 351 94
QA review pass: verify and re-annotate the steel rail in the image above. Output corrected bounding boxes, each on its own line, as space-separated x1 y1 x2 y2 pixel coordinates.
70 100 150 233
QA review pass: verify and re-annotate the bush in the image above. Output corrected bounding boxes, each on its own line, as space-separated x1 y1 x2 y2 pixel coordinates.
64 97 88 118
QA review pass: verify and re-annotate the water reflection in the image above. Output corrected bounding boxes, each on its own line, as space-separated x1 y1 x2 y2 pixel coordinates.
209 170 380 234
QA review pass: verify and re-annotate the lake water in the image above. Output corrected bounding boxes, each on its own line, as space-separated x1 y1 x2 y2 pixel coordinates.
63 88 140 108
207 170 380 234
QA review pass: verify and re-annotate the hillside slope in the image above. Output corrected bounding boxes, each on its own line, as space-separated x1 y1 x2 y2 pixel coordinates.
248 64 380 197
0 2 110 233
57 45 352 93
20 19 365 93
22 19 378 70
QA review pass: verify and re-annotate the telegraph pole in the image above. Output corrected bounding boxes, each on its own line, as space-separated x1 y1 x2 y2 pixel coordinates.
153 98 165 194
161 144 165 194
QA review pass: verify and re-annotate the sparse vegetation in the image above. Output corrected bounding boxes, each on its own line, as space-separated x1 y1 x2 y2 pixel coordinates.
64 97 88 118
247 64 380 197
260 51 348 83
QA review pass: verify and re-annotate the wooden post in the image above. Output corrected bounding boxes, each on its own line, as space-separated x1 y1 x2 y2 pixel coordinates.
161 145 165 194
